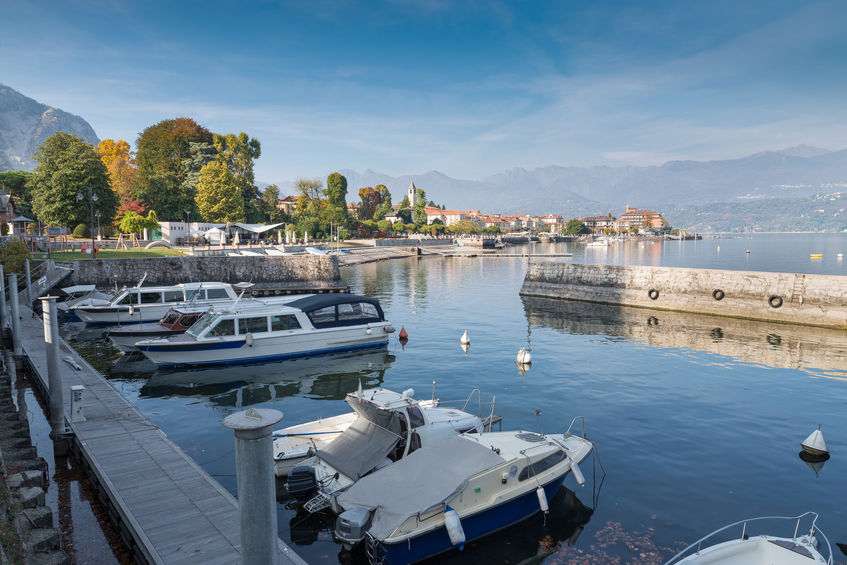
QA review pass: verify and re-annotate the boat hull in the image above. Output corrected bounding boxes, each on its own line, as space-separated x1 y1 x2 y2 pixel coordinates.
372 475 566 564
107 327 184 352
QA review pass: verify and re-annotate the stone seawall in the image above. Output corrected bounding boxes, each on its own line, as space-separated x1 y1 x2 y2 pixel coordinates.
61 255 340 289
520 262 847 329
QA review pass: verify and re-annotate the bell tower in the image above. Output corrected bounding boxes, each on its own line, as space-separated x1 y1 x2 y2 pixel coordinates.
407 181 416 205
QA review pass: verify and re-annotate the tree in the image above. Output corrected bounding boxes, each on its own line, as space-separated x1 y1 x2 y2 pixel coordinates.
135 118 213 219
413 188 427 225
357 186 382 220
0 171 35 219
295 178 325 236
324 172 349 228
447 219 482 234
261 184 282 223
0 239 30 274
373 184 393 221
96 139 138 206
119 210 159 237
195 161 245 222
565 219 589 235
180 141 218 210
29 132 117 229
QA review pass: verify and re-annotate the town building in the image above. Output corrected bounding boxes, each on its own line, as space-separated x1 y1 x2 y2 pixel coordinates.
580 215 615 232
615 206 667 231
276 195 299 216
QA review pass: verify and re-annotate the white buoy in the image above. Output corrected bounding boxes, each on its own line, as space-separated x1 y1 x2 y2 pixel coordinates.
516 347 532 364
443 505 465 549
536 486 549 513
570 457 586 486
460 330 470 345
801 425 829 458
461 342 469 355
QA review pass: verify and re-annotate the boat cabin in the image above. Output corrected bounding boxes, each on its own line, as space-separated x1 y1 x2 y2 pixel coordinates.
110 282 238 306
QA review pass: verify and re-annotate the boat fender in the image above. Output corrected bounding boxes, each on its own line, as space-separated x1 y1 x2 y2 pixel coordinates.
648 289 659 300
712 289 725 301
570 457 586 486
443 505 465 549
245 332 254 347
768 295 783 308
536 487 549 513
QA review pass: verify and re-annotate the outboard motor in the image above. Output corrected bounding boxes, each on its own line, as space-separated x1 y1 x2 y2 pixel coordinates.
286 465 317 500
334 506 373 549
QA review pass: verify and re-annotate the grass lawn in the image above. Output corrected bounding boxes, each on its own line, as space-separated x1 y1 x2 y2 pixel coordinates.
33 248 187 260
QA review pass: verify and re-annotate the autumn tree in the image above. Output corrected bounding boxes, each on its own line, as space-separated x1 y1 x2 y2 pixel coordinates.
28 133 117 229
357 186 382 220
195 161 245 222
134 118 213 219
96 139 138 205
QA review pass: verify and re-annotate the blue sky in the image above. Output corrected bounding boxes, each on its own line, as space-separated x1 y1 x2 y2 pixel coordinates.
3 1 846 184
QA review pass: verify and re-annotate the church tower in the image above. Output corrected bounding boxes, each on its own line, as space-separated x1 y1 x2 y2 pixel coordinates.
407 181 416 205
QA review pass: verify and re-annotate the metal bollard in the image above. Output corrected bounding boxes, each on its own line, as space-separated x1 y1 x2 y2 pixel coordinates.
0 265 7 332
9 274 21 356
40 296 65 435
24 259 32 306
223 408 283 565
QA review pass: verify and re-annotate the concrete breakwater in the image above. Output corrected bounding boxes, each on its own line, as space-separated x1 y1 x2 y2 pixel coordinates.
61 254 342 291
520 262 847 329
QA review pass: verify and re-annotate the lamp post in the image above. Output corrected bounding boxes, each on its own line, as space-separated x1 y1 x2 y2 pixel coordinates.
77 186 98 259
185 209 191 246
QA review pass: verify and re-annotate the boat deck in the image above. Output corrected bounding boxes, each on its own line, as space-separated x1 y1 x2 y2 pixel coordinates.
16 303 305 565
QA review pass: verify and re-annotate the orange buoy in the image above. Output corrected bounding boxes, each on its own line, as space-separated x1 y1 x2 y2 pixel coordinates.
398 326 408 339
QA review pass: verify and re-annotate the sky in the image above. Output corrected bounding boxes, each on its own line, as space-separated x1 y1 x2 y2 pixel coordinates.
3 0 847 184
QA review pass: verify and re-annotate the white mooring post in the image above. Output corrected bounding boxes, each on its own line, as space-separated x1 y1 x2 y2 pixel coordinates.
223 408 283 565
0 265 7 332
9 274 21 356
40 296 65 435
24 259 32 306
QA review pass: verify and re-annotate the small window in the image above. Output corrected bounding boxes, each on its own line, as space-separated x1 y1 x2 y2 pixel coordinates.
206 288 230 299
240 316 269 334
337 302 380 321
161 311 180 325
164 290 184 302
180 314 202 327
208 319 235 337
271 314 301 331
308 306 336 325
517 451 567 481
185 289 204 301
116 292 137 305
140 292 163 304
407 406 425 428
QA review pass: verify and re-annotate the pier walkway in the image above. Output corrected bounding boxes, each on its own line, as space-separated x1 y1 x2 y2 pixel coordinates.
17 303 305 565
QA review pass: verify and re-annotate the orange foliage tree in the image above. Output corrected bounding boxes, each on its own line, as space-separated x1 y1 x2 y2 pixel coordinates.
96 139 138 206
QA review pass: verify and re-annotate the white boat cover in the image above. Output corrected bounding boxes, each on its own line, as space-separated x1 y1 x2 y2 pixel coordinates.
336 436 504 540
61 285 97 294
317 418 401 480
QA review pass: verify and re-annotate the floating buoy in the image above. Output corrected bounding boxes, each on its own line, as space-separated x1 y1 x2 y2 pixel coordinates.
516 363 530 376
398 326 408 339
746 250 750 254
443 505 465 549
810 253 822 259
398 336 408 349
460 330 470 345
516 347 531 364
837 253 843 260
801 425 829 461
460 342 469 355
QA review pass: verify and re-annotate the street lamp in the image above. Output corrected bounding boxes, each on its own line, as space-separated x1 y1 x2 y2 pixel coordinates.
77 186 98 258
185 209 191 245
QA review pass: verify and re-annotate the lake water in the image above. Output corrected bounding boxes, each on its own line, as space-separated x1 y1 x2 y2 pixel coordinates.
63 233 847 564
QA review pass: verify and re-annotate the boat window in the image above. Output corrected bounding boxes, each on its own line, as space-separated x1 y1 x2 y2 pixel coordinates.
336 302 381 321
207 319 235 337
140 291 163 304
206 288 230 299
185 289 205 301
239 316 269 334
407 406 425 428
517 451 567 482
186 311 221 337
179 314 202 327
271 314 301 331
308 305 337 325
163 290 184 302
161 311 180 325
116 292 137 305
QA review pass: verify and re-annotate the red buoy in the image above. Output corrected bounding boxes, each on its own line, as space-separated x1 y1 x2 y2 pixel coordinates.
398 326 408 339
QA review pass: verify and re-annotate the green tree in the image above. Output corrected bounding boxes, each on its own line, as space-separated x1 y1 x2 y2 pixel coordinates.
447 219 482 234
0 171 35 219
413 188 427 225
324 172 349 228
181 141 218 205
565 219 589 235
262 184 282 223
195 161 245 222
373 185 393 220
119 210 159 236
29 132 117 229
484 225 501 234
0 239 30 274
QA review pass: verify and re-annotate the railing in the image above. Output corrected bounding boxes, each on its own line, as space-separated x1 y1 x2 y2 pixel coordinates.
664 512 832 565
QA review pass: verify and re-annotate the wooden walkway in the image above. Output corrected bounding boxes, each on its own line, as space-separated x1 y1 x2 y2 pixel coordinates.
17 305 305 565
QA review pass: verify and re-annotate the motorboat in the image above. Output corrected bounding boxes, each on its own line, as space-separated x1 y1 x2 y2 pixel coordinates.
106 294 308 352
56 284 114 312
585 239 610 247
273 386 495 478
69 281 253 325
327 420 595 564
135 294 395 368
665 512 833 564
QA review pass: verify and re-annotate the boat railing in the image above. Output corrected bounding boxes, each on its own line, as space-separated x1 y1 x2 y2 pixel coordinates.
664 512 832 565
566 416 586 438
461 388 482 416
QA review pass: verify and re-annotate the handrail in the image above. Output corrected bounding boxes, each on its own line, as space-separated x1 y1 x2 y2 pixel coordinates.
461 388 482 416
664 512 832 565
566 416 585 437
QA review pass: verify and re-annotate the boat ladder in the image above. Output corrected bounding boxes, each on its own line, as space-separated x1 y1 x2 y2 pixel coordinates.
304 491 331 513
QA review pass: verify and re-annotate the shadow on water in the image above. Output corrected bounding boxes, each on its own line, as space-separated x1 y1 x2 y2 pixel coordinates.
521 296 847 380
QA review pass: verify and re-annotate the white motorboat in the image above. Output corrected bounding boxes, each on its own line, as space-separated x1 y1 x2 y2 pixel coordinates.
274 387 494 478
665 512 833 565
135 294 395 368
329 421 595 564
70 281 252 325
585 238 610 247
56 284 114 312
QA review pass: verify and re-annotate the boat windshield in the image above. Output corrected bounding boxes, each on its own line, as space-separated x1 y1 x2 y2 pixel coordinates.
160 310 180 326
186 311 221 337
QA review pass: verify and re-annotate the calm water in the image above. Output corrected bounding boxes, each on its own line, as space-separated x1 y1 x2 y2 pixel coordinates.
64 234 847 564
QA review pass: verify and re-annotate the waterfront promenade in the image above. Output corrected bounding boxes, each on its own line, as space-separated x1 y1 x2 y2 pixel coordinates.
15 301 305 565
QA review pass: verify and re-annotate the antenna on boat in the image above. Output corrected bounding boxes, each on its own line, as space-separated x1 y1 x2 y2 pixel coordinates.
431 381 436 404
189 282 204 305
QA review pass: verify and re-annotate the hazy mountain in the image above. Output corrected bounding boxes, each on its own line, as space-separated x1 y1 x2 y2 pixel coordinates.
0 84 99 171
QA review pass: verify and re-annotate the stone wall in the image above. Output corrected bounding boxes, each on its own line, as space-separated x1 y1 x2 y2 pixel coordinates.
520 262 847 329
61 255 340 289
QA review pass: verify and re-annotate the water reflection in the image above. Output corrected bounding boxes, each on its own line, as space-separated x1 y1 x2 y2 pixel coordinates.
124 350 396 407
522 296 847 379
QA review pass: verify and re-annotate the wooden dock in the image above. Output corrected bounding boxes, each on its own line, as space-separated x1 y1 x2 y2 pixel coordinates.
16 304 305 565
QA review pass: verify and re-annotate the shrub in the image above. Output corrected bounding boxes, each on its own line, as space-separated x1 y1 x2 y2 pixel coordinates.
0 239 31 274
72 223 90 238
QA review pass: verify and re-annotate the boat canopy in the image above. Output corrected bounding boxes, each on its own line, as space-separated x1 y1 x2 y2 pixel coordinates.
317 418 401 480
336 436 504 539
286 294 386 328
